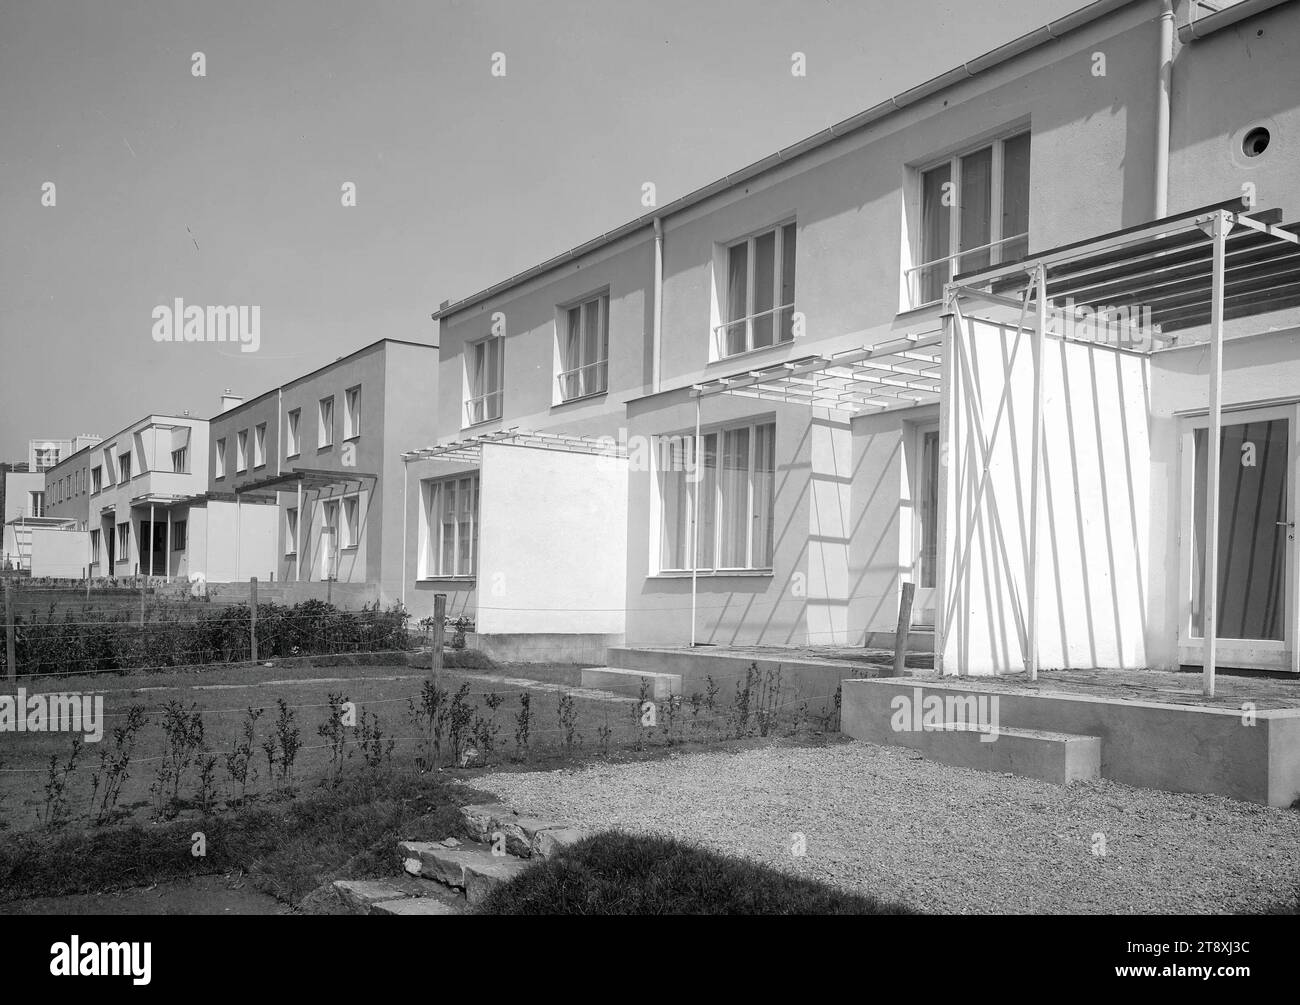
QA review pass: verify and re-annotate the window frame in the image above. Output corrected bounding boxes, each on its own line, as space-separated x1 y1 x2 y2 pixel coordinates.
556 292 610 403
117 521 130 558
908 128 1031 309
118 451 132 483
343 385 361 440
171 447 188 473
215 439 226 480
172 520 187 551
254 422 267 469
318 396 335 448
286 408 301 458
464 336 504 427
285 506 299 556
418 473 480 579
341 493 360 550
236 429 249 473
656 419 777 574
715 221 797 360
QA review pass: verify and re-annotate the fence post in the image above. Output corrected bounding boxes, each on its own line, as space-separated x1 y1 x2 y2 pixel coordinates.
892 582 916 676
250 577 259 663
4 579 16 686
139 577 146 631
430 593 446 677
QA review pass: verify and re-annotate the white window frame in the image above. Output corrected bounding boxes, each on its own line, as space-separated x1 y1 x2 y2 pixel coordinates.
254 423 267 468
419 473 479 578
556 293 610 402
117 521 129 558
118 451 132 483
286 408 301 457
341 494 360 549
344 386 361 439
30 491 44 517
656 420 777 574
215 439 226 480
171 447 188 473
714 222 797 360
285 506 299 556
90 528 100 566
173 520 187 552
318 396 334 448
236 430 249 473
906 129 1031 309
465 337 503 426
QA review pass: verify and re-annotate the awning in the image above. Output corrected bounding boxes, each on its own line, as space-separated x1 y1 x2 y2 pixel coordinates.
402 427 629 463
691 331 944 414
232 467 377 499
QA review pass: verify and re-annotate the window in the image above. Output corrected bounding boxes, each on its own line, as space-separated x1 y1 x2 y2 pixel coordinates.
171 447 188 473
286 408 301 456
119 452 132 482
117 521 129 557
911 131 1030 306
318 396 334 447
56 480 63 504
254 423 267 468
344 386 361 439
342 495 360 548
90 529 100 565
215 438 226 479
172 520 187 551
285 507 299 555
465 337 503 425
236 430 248 472
558 294 609 401
658 421 776 572
91 466 101 493
29 491 44 518
717 223 797 358
419 475 479 577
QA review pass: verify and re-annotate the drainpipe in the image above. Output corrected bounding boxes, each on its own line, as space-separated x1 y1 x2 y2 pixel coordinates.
401 460 408 608
652 217 664 394
1154 0 1174 219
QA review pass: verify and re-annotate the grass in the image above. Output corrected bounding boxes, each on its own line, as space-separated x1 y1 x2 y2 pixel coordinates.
475 831 916 915
0 772 472 907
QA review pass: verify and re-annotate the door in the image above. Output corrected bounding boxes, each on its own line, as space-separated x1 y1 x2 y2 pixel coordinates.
912 424 941 627
319 501 338 581
1179 404 1298 671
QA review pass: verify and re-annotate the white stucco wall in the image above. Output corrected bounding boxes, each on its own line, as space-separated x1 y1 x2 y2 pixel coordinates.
476 442 627 635
30 528 91 578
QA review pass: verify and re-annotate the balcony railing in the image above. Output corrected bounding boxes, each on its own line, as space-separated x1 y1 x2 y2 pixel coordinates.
713 303 796 359
464 389 503 426
557 359 609 401
904 232 1029 310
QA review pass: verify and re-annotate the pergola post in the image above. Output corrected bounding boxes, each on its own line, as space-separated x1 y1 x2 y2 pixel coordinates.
936 295 956 675
295 479 303 582
1028 263 1047 681
690 392 701 647
148 503 155 578
1202 210 1229 698
235 493 242 582
166 509 172 580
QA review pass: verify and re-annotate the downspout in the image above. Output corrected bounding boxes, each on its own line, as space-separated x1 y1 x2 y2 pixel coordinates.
1154 0 1174 219
401 460 408 608
652 217 664 394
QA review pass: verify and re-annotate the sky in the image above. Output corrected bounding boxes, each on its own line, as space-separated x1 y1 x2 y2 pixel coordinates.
0 0 1085 460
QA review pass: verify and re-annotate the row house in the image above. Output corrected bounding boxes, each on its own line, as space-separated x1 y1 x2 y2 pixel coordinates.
407 0 1300 673
207 339 439 600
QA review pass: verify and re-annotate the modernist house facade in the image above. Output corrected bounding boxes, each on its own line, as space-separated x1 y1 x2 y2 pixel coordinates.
209 339 439 601
2 436 102 571
411 0 1300 674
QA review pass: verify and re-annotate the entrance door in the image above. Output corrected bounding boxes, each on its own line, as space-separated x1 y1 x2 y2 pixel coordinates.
318 501 338 581
1179 404 1298 671
912 424 941 627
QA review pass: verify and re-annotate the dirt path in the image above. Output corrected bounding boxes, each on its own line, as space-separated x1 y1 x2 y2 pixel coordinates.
1 873 288 915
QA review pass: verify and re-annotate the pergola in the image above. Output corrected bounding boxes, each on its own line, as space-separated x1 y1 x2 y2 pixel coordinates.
401 427 629 463
946 199 1300 695
232 467 378 582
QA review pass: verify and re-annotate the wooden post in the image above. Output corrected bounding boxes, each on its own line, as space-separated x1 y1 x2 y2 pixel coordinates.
1028 263 1047 681
4 579 16 686
893 582 915 676
250 576 259 663
430 593 446 676
1203 211 1228 698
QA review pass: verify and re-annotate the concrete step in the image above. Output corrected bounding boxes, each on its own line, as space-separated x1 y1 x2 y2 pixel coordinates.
459 802 591 859
332 877 465 916
580 666 682 699
398 840 532 906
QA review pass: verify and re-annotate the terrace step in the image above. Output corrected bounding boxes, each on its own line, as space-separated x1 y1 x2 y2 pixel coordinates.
398 840 532 906
580 666 683 700
870 721 1101 784
459 802 590 858
331 877 465 915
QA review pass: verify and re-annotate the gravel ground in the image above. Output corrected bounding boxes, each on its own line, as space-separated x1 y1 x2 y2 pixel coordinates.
471 740 1300 914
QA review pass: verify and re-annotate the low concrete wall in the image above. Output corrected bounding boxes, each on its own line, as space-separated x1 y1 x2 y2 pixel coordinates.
843 677 1300 806
205 580 381 609
468 632 624 665
609 646 892 717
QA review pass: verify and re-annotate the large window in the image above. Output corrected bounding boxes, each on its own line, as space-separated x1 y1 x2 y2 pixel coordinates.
171 447 188 473
912 131 1030 307
173 520 187 551
286 408 301 457
466 337 503 425
117 522 129 558
118 452 132 482
344 386 361 439
558 294 609 401
420 475 479 577
29 491 44 518
90 529 100 565
717 223 797 358
659 421 776 572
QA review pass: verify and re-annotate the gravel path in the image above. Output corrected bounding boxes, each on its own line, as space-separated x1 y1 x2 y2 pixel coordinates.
471 741 1300 914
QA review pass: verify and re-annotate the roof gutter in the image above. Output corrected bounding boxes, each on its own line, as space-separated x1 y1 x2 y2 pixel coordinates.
431 0 1137 322
1179 0 1294 42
